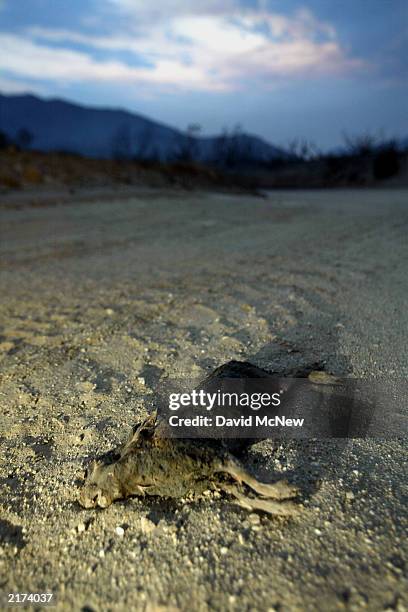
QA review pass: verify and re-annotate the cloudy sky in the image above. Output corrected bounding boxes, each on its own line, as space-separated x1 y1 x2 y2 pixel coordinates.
0 0 407 148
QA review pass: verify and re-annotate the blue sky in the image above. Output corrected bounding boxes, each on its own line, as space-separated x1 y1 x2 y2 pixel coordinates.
0 0 407 149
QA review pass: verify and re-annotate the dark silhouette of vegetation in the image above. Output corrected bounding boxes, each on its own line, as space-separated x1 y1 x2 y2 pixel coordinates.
0 130 10 149
373 142 400 180
0 127 34 151
177 123 201 162
1 119 405 190
342 131 379 157
16 128 34 149
287 138 320 161
342 131 401 180
212 125 259 168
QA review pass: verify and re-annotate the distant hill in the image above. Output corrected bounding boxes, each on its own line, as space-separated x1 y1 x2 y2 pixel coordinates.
0 93 286 164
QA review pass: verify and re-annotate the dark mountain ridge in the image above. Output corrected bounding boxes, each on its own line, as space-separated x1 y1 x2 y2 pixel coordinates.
0 92 286 164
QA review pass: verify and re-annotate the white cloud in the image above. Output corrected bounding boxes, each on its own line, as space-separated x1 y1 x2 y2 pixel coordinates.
0 33 222 91
106 0 238 21
0 75 45 94
0 6 365 94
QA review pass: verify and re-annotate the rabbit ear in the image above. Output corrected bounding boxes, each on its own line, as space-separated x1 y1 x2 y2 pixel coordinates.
123 412 158 452
134 412 157 438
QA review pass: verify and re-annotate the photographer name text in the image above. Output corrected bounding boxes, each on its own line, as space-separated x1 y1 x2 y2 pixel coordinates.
168 415 305 428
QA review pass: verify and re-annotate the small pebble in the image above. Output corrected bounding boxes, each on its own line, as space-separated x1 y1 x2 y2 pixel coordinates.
248 513 261 526
115 526 125 537
140 517 156 534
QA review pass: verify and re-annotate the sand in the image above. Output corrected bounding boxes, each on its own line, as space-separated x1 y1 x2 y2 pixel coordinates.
0 187 407 611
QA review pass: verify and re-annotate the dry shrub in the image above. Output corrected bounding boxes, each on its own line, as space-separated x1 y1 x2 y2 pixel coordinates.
0 173 21 188
22 165 43 184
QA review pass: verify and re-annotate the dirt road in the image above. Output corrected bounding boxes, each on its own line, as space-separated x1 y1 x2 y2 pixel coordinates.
0 188 407 611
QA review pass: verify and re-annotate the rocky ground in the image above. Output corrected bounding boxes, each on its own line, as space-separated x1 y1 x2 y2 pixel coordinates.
0 187 407 611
